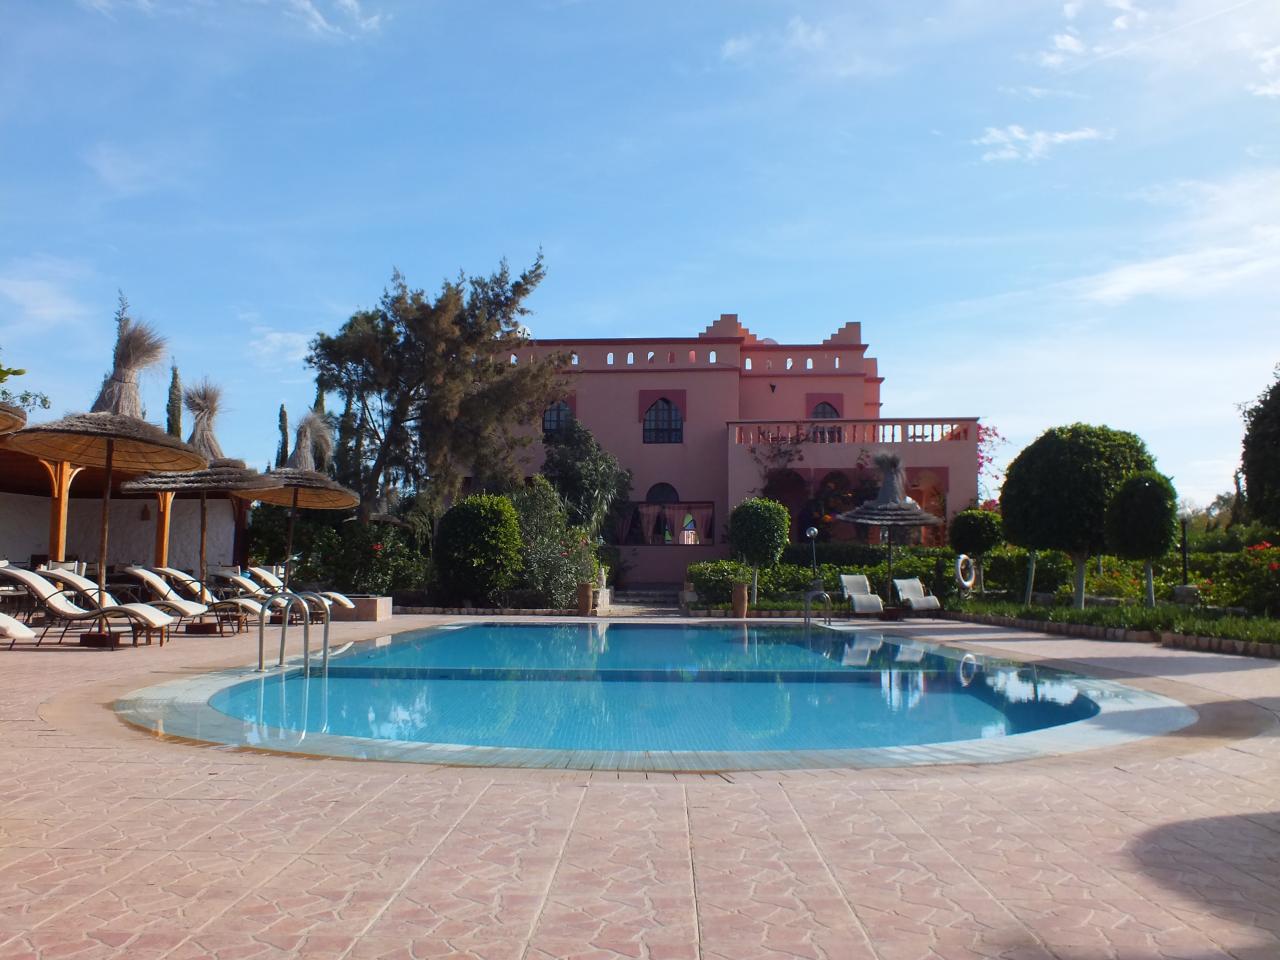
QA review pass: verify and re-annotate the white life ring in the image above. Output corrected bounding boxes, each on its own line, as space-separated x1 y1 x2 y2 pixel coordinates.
958 653 979 687
955 554 977 591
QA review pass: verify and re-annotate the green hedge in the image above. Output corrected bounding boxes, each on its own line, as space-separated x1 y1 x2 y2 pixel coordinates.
779 542 952 568
956 599 1280 645
688 557 957 605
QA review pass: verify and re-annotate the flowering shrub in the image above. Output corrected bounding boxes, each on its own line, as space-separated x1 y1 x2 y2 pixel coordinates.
511 477 598 608
1192 544 1280 615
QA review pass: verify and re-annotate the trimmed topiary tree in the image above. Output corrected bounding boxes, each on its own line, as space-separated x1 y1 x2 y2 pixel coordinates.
728 497 791 604
1106 470 1178 608
1242 366 1280 530
1001 423 1155 609
948 509 1003 593
434 493 523 606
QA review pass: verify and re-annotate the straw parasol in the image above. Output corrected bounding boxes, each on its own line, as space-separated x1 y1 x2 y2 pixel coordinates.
5 412 207 601
122 381 281 587
836 453 943 602
0 401 26 435
251 412 358 587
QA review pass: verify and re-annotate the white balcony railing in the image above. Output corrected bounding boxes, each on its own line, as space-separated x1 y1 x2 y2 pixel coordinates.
730 418 978 446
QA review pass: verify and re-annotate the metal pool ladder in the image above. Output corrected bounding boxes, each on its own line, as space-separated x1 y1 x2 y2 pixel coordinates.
804 589 833 627
257 591 332 674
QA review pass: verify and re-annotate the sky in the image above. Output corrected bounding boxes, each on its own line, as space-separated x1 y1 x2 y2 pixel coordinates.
1 0 1278 505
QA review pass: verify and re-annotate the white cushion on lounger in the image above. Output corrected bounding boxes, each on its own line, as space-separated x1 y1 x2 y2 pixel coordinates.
0 613 35 642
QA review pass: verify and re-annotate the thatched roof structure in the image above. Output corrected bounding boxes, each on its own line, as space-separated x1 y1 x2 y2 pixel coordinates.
251 468 359 510
837 454 943 528
121 457 280 496
0 401 26 435
184 380 225 460
4 411 207 472
90 309 166 419
248 410 357 510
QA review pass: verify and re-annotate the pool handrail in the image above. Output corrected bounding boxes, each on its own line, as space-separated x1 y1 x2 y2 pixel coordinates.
296 591 331 674
804 589 833 627
257 591 311 671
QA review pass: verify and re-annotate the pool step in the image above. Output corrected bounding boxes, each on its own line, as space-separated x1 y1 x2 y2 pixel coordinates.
609 587 682 617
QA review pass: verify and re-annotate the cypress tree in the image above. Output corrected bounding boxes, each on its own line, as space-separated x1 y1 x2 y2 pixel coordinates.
275 404 289 468
165 364 182 438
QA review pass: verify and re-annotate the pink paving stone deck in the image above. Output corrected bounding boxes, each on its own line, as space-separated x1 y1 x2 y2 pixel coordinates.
1 614 1278 960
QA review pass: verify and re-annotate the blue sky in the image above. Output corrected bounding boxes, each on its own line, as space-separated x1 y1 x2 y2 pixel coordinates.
2 0 1278 504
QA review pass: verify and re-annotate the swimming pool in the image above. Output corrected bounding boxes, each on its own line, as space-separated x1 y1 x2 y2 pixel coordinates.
117 622 1198 770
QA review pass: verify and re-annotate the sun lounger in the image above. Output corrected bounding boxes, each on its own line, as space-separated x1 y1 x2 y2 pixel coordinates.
0 612 35 644
154 567 267 618
125 566 266 634
839 574 884 615
246 566 355 611
893 578 942 612
0 565 174 648
43 567 207 625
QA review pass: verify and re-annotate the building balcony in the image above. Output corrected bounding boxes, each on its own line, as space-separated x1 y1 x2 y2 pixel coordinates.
730 417 978 447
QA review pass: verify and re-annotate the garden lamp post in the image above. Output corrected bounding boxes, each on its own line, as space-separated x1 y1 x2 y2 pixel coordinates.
805 526 819 581
1180 511 1190 585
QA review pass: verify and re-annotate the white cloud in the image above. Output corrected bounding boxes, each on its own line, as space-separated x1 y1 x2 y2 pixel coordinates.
784 17 826 52
286 0 382 37
1071 169 1280 303
0 257 93 338
974 124 1108 162
1054 31 1085 54
248 325 312 369
720 35 755 62
1064 2 1082 19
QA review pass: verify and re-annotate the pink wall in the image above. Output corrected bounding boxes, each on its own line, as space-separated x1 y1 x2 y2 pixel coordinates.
514 315 978 584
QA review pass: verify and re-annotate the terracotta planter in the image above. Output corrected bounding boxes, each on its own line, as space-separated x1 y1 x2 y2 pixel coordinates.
731 582 749 618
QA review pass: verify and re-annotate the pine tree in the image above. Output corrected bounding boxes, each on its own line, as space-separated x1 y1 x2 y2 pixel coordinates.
165 364 182 438
312 383 325 416
275 404 289 468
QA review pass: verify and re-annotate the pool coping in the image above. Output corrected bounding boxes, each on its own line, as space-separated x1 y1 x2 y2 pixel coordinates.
114 622 1199 772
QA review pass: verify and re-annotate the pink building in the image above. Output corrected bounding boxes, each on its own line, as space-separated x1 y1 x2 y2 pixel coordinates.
523 314 978 584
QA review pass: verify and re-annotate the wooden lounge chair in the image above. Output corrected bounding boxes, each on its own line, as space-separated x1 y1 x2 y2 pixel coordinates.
892 578 942 612
839 574 884 615
0 565 174 648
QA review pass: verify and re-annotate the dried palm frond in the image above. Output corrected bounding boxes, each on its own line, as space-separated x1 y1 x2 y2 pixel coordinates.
287 411 333 472
90 314 167 418
183 379 225 460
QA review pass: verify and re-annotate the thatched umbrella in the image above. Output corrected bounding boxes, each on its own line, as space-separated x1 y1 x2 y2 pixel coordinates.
0 401 26 435
251 412 358 588
90 309 165 419
836 453 943 603
123 382 283 586
5 412 207 602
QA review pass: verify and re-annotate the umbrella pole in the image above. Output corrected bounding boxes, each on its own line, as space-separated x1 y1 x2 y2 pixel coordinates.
199 492 208 590
98 438 114 632
283 487 299 590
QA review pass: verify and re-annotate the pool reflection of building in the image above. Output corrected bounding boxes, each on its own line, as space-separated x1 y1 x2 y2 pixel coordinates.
522 313 979 583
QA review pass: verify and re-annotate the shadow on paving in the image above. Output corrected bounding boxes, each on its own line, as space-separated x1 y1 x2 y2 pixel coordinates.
1126 811 1280 960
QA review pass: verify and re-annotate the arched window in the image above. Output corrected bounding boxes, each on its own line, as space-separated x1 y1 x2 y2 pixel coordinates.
542 400 571 441
709 350 718 364
743 357 751 370
805 357 814 370
667 351 675 364
811 402 842 444
645 482 680 503
606 352 614 365
626 351 635 365
687 350 696 363
509 354 518 365
785 357 794 370
642 398 683 444
834 356 840 369
647 351 656 364
570 352 580 366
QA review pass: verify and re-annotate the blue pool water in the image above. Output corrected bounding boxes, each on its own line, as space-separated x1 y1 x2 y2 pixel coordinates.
208 623 1099 754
